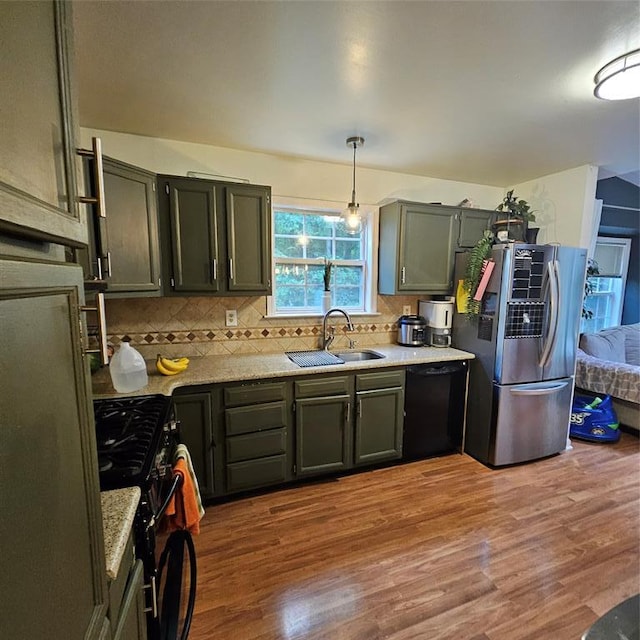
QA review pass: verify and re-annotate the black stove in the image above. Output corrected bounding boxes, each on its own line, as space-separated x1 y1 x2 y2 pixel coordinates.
93 393 191 640
93 394 173 491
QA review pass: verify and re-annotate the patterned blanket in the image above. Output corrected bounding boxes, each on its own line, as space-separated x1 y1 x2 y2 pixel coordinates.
575 349 640 405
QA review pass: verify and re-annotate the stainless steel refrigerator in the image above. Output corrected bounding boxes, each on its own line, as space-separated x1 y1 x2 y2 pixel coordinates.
452 243 587 466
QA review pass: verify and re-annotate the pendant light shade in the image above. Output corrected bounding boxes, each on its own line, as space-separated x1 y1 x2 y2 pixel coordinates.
343 136 365 235
594 49 640 100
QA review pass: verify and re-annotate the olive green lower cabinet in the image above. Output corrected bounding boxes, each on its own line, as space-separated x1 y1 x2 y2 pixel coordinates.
172 369 405 498
108 533 147 640
223 381 292 493
354 370 405 466
172 389 217 499
295 369 405 478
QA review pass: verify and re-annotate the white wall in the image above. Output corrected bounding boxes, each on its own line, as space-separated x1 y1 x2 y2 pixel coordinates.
81 128 504 210
512 165 599 248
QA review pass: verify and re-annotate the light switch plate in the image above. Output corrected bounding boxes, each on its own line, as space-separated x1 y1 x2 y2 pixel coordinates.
225 310 238 327
402 305 412 315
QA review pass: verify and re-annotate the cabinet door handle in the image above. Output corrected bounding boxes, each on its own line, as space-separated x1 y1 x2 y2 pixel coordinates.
228 258 234 280
76 136 106 218
211 259 217 282
401 266 406 285
81 292 109 365
357 399 362 418
102 251 112 278
345 401 351 424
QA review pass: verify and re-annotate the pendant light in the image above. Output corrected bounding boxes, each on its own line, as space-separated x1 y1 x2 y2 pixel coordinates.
594 49 640 100
342 136 365 235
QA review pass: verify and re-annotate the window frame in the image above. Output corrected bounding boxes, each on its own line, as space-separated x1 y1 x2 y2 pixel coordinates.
266 198 379 317
581 236 631 332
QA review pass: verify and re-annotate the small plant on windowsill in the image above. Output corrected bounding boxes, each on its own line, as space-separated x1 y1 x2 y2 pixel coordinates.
323 258 333 292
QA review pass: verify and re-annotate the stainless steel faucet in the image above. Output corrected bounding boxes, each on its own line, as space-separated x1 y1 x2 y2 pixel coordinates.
321 307 355 350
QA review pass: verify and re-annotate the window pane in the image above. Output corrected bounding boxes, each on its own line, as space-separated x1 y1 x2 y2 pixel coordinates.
335 239 361 260
275 266 305 285
335 265 363 285
305 215 334 237
594 243 625 276
275 237 304 258
336 219 358 237
276 286 306 308
335 287 362 307
307 264 324 286
274 211 303 235
307 238 332 259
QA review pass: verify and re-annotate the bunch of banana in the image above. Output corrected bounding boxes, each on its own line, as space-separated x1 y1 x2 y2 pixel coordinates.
156 354 190 376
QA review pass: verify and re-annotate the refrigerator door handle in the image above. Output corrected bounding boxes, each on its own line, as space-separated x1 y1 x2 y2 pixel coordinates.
539 260 559 367
510 381 569 395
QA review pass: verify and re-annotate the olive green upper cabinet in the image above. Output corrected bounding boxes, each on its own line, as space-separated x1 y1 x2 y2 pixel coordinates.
0 1 86 247
456 207 493 249
378 201 458 294
225 184 272 293
81 157 161 296
158 176 272 296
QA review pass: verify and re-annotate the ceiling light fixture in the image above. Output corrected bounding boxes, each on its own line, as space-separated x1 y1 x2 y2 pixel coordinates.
343 136 365 235
594 48 640 100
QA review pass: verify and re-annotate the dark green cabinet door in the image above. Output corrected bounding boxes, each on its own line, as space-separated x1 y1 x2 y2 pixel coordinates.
457 208 493 248
165 178 219 293
399 204 457 292
295 395 351 477
0 0 86 247
82 157 161 294
173 392 216 499
225 184 271 293
101 159 160 294
0 257 107 639
354 387 404 465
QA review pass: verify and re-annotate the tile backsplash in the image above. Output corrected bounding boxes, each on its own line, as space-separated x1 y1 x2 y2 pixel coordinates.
105 295 418 359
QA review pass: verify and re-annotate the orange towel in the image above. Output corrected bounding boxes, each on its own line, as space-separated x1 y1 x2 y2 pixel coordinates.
163 458 202 535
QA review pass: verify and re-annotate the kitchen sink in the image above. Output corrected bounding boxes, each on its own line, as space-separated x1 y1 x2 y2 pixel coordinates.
332 349 385 362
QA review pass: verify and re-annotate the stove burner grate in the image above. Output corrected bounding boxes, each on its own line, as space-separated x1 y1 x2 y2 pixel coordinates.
93 394 172 490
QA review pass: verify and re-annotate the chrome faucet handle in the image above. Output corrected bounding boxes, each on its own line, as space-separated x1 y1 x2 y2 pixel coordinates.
348 338 357 350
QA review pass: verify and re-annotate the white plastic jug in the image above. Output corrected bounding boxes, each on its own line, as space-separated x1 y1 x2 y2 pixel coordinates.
109 341 149 393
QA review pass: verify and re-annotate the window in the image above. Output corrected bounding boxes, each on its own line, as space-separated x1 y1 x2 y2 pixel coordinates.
581 236 631 333
269 205 376 315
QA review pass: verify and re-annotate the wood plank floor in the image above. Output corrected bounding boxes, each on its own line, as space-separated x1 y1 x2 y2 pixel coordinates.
189 433 639 640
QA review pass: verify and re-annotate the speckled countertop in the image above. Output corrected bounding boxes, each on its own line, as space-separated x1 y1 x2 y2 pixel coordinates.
92 344 474 398
101 487 140 580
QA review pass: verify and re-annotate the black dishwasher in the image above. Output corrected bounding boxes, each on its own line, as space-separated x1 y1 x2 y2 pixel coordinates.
403 360 468 460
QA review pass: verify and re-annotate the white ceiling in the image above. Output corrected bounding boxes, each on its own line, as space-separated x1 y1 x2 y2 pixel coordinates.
73 0 640 188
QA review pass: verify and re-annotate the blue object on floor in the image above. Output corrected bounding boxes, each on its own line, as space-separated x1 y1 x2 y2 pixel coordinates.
570 394 620 443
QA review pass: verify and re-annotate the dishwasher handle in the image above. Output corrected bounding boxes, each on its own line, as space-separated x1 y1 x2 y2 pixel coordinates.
407 362 467 377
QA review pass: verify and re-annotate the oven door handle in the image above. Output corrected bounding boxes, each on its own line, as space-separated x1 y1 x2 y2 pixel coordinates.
149 472 183 529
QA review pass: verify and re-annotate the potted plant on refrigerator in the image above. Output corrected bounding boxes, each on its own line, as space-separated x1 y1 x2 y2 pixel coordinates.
494 190 536 242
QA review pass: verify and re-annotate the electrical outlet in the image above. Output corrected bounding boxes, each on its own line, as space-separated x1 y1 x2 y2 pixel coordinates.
225 310 238 327
402 305 412 315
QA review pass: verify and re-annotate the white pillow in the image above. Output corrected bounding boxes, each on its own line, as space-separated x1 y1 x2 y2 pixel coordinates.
579 330 627 363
